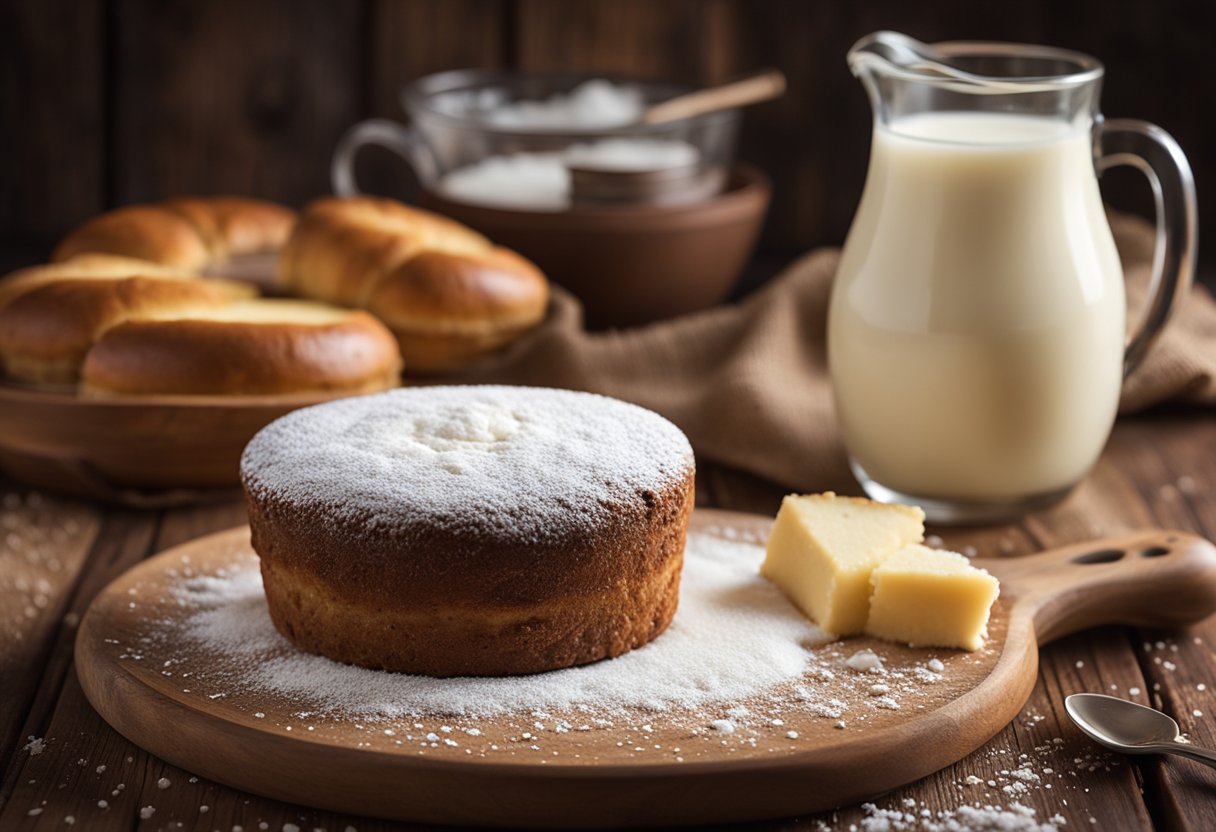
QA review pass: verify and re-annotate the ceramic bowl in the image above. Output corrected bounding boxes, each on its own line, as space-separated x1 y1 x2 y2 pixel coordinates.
423 164 769 329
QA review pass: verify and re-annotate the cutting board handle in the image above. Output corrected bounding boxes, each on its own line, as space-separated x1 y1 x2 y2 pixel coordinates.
980 530 1216 645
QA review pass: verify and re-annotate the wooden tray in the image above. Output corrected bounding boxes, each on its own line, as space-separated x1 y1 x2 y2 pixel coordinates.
0 383 365 505
75 510 1216 828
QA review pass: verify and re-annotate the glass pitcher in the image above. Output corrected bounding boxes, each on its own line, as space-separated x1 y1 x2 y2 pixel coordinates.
829 32 1196 524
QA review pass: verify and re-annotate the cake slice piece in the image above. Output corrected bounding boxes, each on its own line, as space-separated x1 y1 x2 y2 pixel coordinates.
760 492 925 635
866 544 1000 651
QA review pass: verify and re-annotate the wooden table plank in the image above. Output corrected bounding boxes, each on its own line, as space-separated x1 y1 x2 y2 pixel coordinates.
110 0 363 207
0 0 104 241
1118 413 1216 832
814 627 1155 831
359 0 508 203
0 508 158 821
696 412 1215 829
6 670 421 831
515 0 711 82
153 500 247 553
2 411 1213 829
0 493 100 789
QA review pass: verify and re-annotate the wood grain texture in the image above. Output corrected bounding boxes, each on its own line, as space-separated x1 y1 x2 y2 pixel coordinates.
110 0 362 210
1 412 1214 829
0 494 99 782
0 384 369 499
0 507 158 821
0 0 104 242
69 516 1216 827
71 514 1005 827
358 0 507 202
1122 414 1216 832
370 0 506 115
4 0 1216 280
515 0 709 82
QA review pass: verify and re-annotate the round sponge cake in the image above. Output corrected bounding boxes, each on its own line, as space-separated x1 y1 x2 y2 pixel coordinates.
240 385 695 677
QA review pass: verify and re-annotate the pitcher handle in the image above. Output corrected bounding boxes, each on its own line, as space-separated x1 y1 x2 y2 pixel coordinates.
331 119 440 198
1095 118 1198 377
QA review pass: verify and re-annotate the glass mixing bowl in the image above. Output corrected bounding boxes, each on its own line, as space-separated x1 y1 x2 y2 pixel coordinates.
332 70 742 210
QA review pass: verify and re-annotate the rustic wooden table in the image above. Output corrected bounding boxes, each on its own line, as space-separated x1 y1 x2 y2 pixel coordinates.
0 408 1213 831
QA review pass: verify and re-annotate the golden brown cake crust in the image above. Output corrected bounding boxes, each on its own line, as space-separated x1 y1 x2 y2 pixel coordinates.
251 471 691 677
278 196 549 373
241 386 696 677
80 308 402 397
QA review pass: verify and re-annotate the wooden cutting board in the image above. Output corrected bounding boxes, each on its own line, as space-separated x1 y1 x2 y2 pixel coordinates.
75 509 1216 828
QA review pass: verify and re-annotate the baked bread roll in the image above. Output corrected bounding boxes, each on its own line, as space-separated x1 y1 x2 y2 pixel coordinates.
81 300 401 397
0 254 193 314
279 197 549 372
3 199 413 396
241 385 695 677
53 197 296 277
0 275 254 384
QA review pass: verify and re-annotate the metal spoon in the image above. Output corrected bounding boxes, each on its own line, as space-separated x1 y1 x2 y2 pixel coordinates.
1066 693 1216 770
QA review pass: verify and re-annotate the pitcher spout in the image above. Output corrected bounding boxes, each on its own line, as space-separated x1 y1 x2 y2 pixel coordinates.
847 31 1104 127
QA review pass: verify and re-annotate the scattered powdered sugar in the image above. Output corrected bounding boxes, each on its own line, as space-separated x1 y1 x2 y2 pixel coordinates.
857 800 1063 831
171 533 831 717
240 386 695 545
848 728 1121 830
846 649 886 673
0 491 92 648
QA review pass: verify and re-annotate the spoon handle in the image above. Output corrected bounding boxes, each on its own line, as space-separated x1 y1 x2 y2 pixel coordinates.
1166 740 1216 771
641 70 786 125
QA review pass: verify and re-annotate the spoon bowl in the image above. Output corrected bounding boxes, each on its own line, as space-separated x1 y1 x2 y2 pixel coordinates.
1066 693 1216 771
1065 693 1183 752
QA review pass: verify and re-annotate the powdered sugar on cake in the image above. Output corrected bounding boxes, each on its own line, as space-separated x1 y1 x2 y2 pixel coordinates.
240 385 694 543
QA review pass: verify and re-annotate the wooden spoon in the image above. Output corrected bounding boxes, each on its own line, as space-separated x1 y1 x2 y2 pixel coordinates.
640 69 787 125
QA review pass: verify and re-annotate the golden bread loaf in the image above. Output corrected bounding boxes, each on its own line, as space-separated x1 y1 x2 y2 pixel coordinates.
0 254 194 314
81 300 402 397
53 197 296 273
0 275 255 384
1 197 407 396
279 197 549 372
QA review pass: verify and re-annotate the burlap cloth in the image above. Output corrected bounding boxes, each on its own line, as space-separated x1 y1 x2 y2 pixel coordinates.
450 212 1215 492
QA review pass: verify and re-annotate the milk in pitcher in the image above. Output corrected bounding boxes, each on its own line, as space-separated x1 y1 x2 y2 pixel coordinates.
829 112 1125 503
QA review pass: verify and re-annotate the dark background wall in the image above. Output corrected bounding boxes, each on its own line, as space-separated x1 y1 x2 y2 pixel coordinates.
1 0 1212 283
